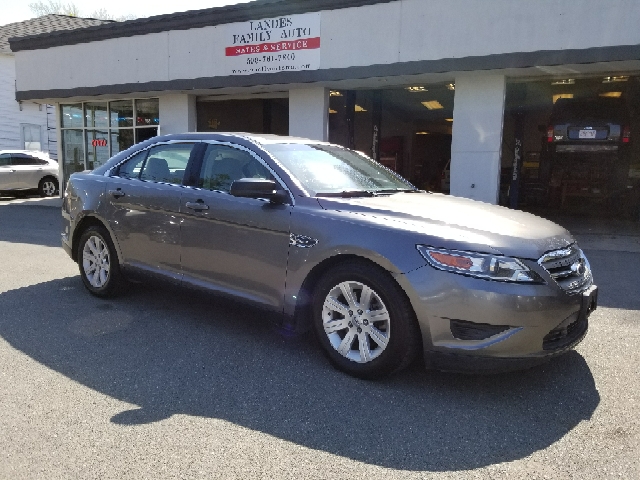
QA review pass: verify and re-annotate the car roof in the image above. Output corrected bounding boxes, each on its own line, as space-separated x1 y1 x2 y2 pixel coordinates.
0 149 51 158
155 132 330 146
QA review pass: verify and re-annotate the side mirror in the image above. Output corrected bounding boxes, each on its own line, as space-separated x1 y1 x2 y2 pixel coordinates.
230 178 290 204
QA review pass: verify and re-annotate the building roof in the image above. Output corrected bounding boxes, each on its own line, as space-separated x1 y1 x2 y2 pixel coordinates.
1 14 113 54
9 0 392 52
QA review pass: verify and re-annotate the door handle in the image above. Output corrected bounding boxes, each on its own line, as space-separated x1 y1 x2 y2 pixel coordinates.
185 201 209 211
108 188 125 199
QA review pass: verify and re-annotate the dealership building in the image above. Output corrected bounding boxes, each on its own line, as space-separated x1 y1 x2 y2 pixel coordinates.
9 0 640 212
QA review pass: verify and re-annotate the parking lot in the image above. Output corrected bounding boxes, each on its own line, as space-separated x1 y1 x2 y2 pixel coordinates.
0 197 638 479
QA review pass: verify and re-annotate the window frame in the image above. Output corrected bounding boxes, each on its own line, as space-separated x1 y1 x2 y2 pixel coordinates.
112 141 200 187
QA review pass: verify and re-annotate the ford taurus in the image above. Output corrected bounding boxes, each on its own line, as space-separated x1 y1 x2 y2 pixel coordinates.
61 133 597 378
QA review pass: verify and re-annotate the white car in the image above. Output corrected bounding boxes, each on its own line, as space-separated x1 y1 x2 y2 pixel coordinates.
0 150 59 197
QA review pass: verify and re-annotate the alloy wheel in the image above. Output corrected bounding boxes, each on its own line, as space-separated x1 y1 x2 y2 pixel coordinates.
42 180 57 196
82 235 111 288
322 280 391 363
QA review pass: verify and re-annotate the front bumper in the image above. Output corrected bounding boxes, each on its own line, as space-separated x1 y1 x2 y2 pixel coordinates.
396 263 597 373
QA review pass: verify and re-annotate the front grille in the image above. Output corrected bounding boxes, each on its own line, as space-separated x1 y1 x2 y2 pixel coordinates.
538 244 592 294
543 314 588 351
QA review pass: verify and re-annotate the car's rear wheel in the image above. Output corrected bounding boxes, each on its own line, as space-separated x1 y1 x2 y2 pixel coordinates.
77 226 124 297
312 260 419 379
38 177 58 197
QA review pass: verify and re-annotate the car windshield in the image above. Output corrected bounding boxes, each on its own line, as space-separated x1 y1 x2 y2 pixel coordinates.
262 143 416 196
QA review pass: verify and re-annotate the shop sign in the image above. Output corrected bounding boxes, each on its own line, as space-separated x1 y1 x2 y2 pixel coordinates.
91 139 107 147
225 12 321 76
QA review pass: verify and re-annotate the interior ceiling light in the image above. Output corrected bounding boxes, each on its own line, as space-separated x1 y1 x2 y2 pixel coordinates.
602 76 629 83
329 109 338 114
599 91 623 98
416 131 430 135
445 118 454 122
406 86 428 92
553 93 574 103
355 105 367 112
329 90 343 96
551 79 575 85
422 100 444 110
446 83 455 91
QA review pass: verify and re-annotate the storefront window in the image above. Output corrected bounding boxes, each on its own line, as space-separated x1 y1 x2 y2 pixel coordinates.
136 127 158 144
85 102 109 128
86 130 110 169
59 98 160 185
110 100 133 127
62 129 85 175
61 104 83 128
136 99 160 126
110 129 134 156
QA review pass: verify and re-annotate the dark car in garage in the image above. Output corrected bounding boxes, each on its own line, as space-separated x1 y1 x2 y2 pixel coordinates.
544 97 631 208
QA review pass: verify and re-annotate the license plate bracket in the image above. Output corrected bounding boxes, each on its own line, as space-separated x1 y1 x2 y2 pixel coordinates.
579 129 597 139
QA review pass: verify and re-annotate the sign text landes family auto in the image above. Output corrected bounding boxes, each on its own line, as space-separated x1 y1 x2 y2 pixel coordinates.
225 12 321 76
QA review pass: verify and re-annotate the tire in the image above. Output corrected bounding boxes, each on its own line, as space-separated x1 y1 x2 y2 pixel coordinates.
77 226 124 298
312 260 420 379
38 177 58 197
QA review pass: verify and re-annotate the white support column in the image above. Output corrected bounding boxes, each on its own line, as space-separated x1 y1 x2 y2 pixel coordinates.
450 75 506 204
158 94 197 135
288 87 329 141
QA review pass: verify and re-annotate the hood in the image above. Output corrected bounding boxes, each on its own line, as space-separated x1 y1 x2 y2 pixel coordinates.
316 192 573 260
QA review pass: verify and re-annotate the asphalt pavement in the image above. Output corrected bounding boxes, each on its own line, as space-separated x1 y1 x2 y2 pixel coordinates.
0 197 638 479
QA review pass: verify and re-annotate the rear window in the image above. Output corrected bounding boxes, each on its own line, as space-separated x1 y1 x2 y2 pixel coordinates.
551 98 628 122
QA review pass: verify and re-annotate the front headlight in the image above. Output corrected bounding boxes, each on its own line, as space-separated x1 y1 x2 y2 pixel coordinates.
417 245 543 283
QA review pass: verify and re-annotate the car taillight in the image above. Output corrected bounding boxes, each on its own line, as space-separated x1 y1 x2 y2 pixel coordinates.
547 126 554 143
623 125 630 143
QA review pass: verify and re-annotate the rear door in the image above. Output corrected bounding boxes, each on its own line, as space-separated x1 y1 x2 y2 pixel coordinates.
104 141 199 281
0 153 17 189
179 142 292 310
10 153 47 188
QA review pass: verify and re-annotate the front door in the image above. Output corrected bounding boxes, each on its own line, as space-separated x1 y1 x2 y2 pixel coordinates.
103 142 197 280
180 142 292 310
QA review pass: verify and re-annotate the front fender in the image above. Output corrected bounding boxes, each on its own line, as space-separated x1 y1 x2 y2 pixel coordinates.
283 204 428 318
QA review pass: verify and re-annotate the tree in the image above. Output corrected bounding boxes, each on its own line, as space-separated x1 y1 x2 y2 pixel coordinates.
28 1 135 21
29 1 80 17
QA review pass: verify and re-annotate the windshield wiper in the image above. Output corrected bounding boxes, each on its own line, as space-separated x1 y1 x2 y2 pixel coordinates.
316 190 377 198
373 188 423 194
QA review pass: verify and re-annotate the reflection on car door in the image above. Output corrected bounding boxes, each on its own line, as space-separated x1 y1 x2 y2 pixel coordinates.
180 143 292 310
103 142 198 281
11 154 44 188
0 153 18 189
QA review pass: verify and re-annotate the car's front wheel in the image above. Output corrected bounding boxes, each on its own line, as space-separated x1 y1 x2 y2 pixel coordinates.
77 226 124 297
38 177 58 197
312 260 420 379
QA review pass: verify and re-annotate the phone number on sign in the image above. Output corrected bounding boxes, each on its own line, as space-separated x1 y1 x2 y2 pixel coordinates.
246 53 296 65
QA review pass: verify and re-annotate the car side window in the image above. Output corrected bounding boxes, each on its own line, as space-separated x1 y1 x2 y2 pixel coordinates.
116 143 195 184
198 144 273 192
116 151 148 179
0 154 10 166
139 143 194 184
11 155 39 166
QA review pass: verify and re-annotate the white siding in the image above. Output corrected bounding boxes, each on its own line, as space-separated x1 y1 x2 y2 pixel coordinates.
0 54 56 157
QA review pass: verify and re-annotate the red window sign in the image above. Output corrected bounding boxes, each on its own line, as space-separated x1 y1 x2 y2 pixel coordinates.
91 139 107 147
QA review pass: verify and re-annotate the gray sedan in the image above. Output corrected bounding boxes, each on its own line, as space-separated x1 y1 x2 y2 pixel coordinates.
61 133 597 378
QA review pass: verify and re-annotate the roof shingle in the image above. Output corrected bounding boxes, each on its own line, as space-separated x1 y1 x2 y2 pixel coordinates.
0 14 112 54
